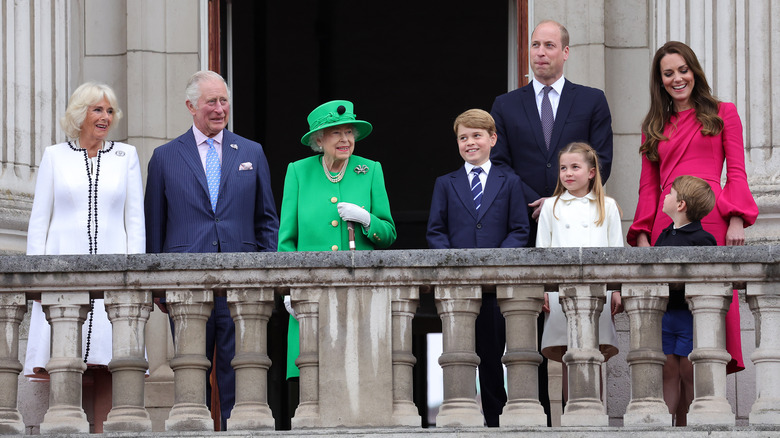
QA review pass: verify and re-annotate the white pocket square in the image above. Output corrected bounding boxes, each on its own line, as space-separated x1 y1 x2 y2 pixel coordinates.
239 162 253 171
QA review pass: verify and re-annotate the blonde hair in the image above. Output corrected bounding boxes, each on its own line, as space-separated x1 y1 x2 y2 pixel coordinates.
60 82 123 139
672 175 716 222
552 142 608 226
453 109 496 136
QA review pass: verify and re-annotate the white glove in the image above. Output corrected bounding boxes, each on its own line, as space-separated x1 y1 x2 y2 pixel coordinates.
284 295 297 320
337 202 370 228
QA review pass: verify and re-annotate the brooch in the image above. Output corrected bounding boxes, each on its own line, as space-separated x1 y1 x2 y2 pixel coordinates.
354 164 368 174
115 150 125 157
230 144 238 150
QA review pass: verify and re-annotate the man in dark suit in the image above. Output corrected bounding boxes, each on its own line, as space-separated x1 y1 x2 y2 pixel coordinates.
144 70 279 428
490 20 613 424
427 109 529 426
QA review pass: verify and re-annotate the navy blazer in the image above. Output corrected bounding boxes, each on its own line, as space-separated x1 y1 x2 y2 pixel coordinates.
426 164 529 249
144 128 279 254
654 221 717 247
490 79 613 203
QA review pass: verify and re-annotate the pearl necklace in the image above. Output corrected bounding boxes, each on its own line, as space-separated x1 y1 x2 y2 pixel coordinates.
323 156 348 183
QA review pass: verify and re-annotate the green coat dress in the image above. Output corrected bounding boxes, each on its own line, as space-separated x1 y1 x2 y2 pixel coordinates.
279 154 396 378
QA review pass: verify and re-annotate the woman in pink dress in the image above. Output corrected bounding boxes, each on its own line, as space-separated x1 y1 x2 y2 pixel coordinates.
627 41 758 375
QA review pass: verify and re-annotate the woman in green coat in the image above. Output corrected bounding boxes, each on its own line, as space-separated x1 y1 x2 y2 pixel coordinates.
279 100 396 379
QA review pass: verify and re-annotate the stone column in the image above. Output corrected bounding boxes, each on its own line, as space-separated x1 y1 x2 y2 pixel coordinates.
225 288 275 430
497 285 547 427
39 292 90 434
390 287 420 427
434 285 483 427
559 284 608 426
747 282 780 424
686 282 735 425
290 287 322 428
0 293 26 434
621 283 671 426
102 290 153 432
164 290 214 431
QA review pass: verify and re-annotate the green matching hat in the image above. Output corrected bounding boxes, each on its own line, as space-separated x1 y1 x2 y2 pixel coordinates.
300 100 373 146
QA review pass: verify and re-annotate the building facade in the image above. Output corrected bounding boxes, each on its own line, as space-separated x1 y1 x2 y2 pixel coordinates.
1 0 777 432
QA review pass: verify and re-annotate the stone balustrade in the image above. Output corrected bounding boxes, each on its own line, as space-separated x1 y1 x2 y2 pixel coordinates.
0 246 778 434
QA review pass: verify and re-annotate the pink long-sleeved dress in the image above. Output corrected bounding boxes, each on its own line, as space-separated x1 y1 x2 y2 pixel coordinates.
628 102 758 373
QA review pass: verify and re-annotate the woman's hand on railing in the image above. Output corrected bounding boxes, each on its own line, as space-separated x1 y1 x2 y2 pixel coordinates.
610 291 623 315
542 292 550 313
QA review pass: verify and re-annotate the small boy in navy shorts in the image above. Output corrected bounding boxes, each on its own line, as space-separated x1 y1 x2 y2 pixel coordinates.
655 175 716 425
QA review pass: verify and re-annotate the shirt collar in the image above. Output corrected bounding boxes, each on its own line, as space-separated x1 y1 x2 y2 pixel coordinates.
533 76 566 97
559 189 596 202
192 125 224 147
464 160 492 176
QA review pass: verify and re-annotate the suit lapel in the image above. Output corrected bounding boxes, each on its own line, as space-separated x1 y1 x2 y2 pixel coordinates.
520 84 548 156
176 128 210 196
478 167 505 221
450 168 478 220
220 130 240 193
550 80 576 156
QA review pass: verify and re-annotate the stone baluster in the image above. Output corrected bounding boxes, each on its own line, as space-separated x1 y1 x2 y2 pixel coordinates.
0 293 26 434
39 291 90 434
497 285 547 427
225 288 275 430
390 287 420 427
164 290 214 431
559 283 608 426
291 287 322 428
686 282 735 425
434 285 483 427
102 291 154 432
621 283 671 426
747 282 780 424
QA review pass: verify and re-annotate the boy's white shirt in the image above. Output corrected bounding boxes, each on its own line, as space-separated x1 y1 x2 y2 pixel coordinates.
464 159 491 191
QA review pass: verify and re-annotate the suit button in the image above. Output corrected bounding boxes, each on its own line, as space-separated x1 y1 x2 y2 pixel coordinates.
331 245 338 251
547 163 551 168
331 220 338 227
331 197 338 203
671 230 677 235
215 218 220 222
476 223 482 229
212 241 218 246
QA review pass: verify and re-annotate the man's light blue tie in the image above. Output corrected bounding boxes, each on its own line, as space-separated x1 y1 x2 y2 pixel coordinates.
205 138 220 212
471 167 483 212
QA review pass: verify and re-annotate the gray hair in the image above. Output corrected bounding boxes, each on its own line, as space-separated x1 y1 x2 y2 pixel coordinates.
60 82 123 140
185 70 230 109
308 124 360 153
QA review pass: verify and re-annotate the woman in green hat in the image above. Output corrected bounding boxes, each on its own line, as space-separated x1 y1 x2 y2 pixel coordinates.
279 100 396 380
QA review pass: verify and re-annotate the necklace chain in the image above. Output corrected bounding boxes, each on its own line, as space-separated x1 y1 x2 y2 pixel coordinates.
323 156 348 183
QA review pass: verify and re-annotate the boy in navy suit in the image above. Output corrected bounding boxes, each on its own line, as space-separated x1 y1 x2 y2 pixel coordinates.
427 109 530 426
655 175 716 426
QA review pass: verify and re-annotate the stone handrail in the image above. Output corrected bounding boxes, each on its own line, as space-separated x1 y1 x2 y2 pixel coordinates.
0 246 777 433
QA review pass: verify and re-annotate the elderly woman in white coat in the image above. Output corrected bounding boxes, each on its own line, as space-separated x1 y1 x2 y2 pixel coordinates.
25 82 145 431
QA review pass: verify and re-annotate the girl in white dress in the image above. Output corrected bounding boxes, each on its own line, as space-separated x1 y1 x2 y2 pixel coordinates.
25 82 145 431
535 142 623 403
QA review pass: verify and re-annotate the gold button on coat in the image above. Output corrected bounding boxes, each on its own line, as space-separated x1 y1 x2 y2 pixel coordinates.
331 245 338 251
330 197 338 203
331 220 339 227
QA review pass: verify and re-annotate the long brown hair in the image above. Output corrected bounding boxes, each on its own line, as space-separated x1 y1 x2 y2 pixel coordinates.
552 142 607 226
640 41 723 161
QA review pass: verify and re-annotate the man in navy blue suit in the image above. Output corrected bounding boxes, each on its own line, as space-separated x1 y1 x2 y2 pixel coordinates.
144 70 279 429
490 20 613 424
427 109 529 426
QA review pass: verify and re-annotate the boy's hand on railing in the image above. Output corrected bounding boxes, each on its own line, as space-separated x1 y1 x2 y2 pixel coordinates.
610 291 623 315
